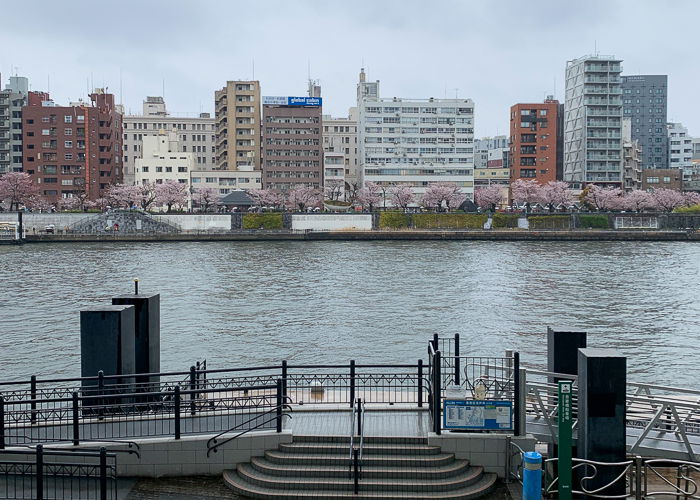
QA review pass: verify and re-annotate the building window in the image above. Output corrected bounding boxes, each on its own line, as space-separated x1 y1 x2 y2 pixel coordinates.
64 116 72 123
647 177 659 183
64 141 73 148
156 167 163 172
142 166 149 172
165 167 172 172
663 176 671 183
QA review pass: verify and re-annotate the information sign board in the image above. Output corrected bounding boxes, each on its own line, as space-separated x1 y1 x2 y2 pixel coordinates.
443 400 513 430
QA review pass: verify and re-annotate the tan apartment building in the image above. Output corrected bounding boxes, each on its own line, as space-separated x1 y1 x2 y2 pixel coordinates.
214 81 261 171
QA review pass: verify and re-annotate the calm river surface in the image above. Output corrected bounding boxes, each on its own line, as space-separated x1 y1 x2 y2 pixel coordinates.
0 241 698 386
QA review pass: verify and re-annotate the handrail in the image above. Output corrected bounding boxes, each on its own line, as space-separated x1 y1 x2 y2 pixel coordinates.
206 403 292 457
358 398 366 480
349 397 357 478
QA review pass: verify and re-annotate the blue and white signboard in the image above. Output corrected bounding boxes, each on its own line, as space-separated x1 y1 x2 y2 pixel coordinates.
443 400 513 430
262 96 322 107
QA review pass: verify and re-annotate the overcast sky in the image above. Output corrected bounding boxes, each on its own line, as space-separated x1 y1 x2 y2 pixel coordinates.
2 0 698 137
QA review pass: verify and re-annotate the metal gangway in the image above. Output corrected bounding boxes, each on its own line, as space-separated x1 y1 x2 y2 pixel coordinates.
522 368 700 461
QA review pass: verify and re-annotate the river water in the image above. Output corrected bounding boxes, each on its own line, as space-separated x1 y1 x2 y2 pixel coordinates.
0 241 698 386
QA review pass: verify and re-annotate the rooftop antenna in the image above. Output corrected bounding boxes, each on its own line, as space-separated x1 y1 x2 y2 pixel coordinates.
47 74 50 94
594 40 598 56
252 58 255 80
454 88 459 99
90 72 94 93
119 68 123 105
162 78 165 99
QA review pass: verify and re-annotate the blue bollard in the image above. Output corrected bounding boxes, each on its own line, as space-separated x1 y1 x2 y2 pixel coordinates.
523 451 542 500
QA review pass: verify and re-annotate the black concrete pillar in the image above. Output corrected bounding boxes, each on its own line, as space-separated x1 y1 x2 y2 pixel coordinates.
80 305 136 391
111 294 160 384
577 348 627 497
547 327 587 379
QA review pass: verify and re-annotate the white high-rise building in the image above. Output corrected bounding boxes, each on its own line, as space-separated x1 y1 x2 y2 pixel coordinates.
667 122 695 180
123 97 215 185
323 108 359 195
564 55 624 188
357 69 475 201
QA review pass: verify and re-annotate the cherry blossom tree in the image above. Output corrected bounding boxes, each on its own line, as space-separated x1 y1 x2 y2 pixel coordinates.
622 190 655 212
155 180 189 212
389 184 415 212
683 191 700 207
57 197 81 211
0 172 37 211
652 188 686 212
192 186 220 212
474 185 503 212
355 182 382 211
421 182 467 212
510 179 542 211
324 179 345 201
286 185 322 212
136 181 158 210
584 185 624 211
26 195 54 213
92 198 109 211
248 189 283 209
106 184 140 209
539 181 573 211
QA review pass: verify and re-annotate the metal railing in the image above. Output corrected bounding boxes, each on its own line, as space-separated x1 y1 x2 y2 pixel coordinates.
0 445 117 500
348 397 365 495
427 336 519 435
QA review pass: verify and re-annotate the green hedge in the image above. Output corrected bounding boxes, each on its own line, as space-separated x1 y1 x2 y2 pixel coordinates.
674 205 700 214
379 211 410 229
242 213 284 230
578 214 610 229
413 213 487 229
529 215 571 230
491 213 520 229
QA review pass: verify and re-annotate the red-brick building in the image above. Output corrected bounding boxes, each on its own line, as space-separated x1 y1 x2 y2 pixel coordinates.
22 90 122 202
509 99 563 185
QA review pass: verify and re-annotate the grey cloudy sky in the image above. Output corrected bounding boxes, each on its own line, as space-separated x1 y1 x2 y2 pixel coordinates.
2 0 698 137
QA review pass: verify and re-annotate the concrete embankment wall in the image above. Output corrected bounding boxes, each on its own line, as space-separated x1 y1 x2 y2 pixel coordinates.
22 229 700 243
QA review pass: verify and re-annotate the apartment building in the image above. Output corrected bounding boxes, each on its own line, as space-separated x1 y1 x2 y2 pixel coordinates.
642 168 683 191
620 75 668 169
322 109 359 194
564 55 624 188
0 75 29 174
262 96 323 191
509 99 563 185
473 136 508 170
22 89 122 202
123 97 214 184
214 81 261 171
357 69 475 200
667 122 695 180
134 131 193 186
190 168 261 196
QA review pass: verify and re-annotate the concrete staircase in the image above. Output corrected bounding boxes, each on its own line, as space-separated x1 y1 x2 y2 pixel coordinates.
223 435 497 499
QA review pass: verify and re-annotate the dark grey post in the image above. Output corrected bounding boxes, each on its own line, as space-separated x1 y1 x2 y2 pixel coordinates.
357 398 362 436
111 293 160 386
72 392 80 446
36 444 44 500
349 360 356 408
281 360 288 403
174 386 181 439
17 211 23 240
578 348 627 498
276 379 283 433
99 447 107 500
418 360 423 408
434 350 442 435
513 352 521 435
189 366 196 416
30 376 37 424
0 395 4 449
80 305 136 403
454 333 460 386
547 327 587 380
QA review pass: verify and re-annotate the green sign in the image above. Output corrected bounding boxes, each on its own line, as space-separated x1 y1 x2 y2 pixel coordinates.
558 381 573 500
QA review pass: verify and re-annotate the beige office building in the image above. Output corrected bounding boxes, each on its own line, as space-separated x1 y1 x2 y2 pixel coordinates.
214 81 261 171
123 97 215 185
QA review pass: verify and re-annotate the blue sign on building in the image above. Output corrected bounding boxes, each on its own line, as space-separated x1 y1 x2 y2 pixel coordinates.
443 400 513 430
262 96 322 107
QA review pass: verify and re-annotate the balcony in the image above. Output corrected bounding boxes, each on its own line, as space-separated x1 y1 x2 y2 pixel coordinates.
585 63 621 72
587 108 622 116
587 120 621 128
584 97 622 106
587 154 621 161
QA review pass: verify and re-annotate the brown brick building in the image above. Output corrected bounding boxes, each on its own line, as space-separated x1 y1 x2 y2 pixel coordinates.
509 99 563 185
641 168 683 191
22 90 122 202
262 97 323 192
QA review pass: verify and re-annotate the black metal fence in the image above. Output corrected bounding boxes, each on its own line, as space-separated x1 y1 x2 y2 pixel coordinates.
0 361 426 447
427 335 520 435
0 446 116 500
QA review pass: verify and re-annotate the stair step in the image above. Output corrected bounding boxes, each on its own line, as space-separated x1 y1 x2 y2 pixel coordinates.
265 450 456 467
250 456 471 479
237 462 485 492
224 469 498 499
293 435 428 445
279 442 441 455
